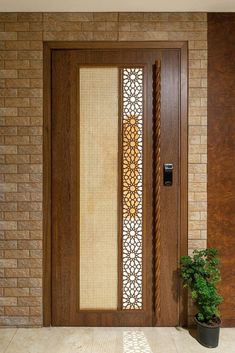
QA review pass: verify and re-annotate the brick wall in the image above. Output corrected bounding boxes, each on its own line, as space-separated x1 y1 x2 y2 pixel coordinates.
0 12 207 326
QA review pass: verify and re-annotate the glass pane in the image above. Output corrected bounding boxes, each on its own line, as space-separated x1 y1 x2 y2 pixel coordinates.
122 68 143 310
79 68 118 310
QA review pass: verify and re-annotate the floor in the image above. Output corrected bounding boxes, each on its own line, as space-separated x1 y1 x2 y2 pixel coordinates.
0 327 235 353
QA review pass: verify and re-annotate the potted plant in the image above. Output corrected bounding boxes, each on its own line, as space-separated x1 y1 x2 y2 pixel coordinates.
180 248 223 348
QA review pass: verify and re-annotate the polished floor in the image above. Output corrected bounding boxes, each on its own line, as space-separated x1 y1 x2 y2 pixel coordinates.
0 327 235 353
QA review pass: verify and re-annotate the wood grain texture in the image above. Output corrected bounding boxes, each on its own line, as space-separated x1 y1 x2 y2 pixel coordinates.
158 49 180 326
208 13 235 327
179 43 188 327
43 42 188 327
43 42 52 327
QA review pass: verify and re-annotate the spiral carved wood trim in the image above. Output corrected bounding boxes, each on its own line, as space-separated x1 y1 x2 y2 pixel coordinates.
154 60 161 323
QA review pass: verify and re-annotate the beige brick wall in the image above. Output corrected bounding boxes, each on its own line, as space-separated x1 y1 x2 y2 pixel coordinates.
0 12 207 326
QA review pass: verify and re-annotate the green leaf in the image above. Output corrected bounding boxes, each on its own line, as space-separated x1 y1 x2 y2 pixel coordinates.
180 247 223 324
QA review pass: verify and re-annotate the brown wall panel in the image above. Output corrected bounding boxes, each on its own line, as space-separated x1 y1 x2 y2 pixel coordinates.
208 13 235 326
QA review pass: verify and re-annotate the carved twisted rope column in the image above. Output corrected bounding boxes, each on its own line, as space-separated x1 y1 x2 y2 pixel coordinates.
154 61 161 323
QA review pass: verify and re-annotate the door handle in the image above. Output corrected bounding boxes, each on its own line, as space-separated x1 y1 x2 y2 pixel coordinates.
163 163 173 186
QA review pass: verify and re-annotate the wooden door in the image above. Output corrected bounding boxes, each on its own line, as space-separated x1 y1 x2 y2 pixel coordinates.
48 45 187 327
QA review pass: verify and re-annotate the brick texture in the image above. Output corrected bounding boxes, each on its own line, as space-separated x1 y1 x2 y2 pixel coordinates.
0 12 43 327
0 12 207 326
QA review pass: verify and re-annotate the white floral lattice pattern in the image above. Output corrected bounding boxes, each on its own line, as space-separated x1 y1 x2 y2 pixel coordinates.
123 331 153 353
122 68 143 310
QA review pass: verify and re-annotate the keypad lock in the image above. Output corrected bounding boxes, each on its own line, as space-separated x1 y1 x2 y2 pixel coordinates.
163 163 173 186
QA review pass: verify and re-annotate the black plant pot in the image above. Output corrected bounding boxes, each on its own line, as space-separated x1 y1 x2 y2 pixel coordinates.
195 316 221 348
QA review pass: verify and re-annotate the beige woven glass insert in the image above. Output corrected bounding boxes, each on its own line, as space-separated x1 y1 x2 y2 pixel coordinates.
79 67 118 310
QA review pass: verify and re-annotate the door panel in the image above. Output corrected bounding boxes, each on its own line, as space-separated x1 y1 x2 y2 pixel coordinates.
159 51 180 326
51 48 182 326
79 67 119 310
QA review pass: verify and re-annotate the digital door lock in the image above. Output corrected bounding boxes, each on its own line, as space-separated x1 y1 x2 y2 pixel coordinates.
163 163 173 186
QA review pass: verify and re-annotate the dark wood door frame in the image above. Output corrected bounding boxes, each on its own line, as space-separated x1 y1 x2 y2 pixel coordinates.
43 41 188 327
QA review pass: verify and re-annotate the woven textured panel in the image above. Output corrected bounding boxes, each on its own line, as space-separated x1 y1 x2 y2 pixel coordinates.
79 67 118 310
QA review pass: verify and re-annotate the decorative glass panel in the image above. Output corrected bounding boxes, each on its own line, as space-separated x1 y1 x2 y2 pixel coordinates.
122 68 143 310
79 67 118 309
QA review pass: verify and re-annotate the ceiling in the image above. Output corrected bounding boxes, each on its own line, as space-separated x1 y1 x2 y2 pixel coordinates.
0 0 235 12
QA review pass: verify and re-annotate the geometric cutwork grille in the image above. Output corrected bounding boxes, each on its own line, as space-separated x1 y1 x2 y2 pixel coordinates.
122 68 143 310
